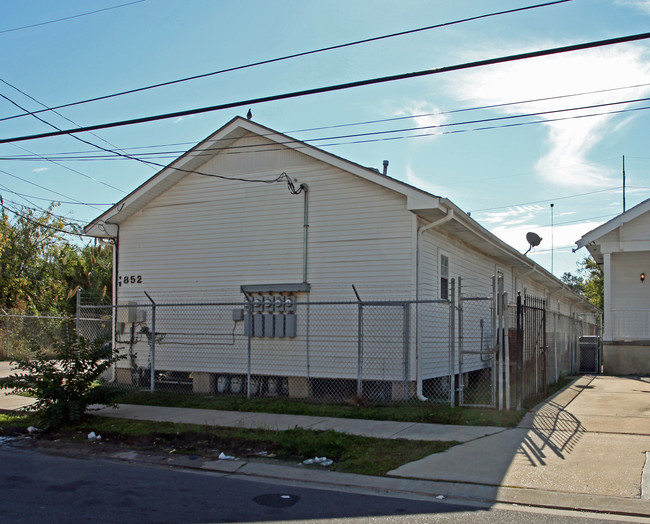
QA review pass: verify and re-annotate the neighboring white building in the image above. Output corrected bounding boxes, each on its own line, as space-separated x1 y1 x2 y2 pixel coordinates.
85 117 599 399
576 198 650 375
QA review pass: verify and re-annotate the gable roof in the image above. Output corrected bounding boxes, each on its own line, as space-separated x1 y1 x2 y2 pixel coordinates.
84 117 593 303
85 117 442 235
575 198 650 264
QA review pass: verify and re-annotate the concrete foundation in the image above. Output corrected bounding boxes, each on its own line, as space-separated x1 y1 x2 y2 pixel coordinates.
288 376 309 398
115 367 132 385
192 372 214 394
391 380 416 401
603 341 650 375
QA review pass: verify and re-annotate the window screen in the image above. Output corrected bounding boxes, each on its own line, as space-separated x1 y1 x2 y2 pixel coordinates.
440 254 449 300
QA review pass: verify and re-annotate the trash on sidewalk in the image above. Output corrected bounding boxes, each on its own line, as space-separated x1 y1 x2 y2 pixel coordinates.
218 452 238 460
302 456 333 466
87 431 102 440
27 426 42 434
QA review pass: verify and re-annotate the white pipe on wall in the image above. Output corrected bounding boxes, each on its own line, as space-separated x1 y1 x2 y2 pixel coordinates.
415 208 454 401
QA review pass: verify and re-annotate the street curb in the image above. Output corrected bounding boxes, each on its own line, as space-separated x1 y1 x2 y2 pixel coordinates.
11 438 649 519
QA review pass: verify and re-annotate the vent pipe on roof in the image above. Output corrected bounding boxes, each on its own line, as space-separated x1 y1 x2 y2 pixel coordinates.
382 160 389 175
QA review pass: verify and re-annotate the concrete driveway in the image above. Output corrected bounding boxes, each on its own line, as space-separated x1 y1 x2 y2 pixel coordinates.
390 375 650 503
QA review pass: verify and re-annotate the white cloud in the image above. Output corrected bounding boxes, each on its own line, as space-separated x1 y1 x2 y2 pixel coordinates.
479 204 543 225
491 220 599 257
447 44 650 188
32 167 48 173
394 101 449 136
404 163 447 196
615 0 650 14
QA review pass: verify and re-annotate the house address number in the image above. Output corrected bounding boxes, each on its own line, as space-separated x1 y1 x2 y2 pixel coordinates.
118 275 143 286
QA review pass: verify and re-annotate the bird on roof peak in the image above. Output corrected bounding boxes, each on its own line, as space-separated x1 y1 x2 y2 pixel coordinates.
246 109 252 120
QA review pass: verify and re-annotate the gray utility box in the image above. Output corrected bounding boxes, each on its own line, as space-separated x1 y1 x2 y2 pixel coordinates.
578 336 601 374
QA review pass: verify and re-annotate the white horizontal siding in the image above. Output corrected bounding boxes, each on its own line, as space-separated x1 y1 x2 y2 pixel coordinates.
610 251 650 310
621 213 650 242
117 134 413 305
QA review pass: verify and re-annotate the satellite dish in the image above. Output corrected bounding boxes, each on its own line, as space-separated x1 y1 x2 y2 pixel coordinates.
524 232 542 255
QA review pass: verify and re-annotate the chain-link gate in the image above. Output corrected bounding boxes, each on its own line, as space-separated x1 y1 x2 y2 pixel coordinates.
458 278 496 408
514 293 547 407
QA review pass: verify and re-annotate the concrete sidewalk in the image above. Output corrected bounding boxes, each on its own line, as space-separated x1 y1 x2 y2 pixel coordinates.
92 402 506 443
2 369 649 518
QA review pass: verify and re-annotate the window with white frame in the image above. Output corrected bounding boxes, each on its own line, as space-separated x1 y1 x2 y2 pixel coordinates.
440 253 449 300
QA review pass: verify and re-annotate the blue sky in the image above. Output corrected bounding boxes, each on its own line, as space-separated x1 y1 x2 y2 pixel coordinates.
1 0 650 278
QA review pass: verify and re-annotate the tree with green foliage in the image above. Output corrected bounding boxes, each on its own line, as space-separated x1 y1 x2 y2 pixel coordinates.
561 256 604 310
0 204 112 313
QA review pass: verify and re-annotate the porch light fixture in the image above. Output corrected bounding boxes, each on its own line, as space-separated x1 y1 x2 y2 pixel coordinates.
641 273 646 283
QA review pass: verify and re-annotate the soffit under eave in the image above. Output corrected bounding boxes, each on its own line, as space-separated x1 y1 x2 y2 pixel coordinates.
417 213 532 268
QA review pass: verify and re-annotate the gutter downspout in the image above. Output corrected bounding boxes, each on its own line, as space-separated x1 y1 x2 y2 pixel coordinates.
111 227 119 383
301 184 309 283
415 208 454 401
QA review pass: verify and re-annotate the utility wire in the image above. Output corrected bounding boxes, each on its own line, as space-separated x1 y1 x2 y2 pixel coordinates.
0 88 133 192
0 185 111 207
0 0 146 35
3 81 649 162
284 81 650 134
1 202 86 236
0 0 571 122
470 187 622 213
4 30 649 145
0 168 102 210
0 77 142 163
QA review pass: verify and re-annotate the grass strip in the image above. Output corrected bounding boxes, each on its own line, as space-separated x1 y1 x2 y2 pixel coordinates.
109 388 524 428
1 412 456 477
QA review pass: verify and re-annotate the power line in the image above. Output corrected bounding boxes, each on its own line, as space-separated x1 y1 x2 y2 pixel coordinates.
0 77 142 162
0 167 103 210
0 0 571 123
470 187 622 213
0 94 128 192
3 30 649 145
0 0 146 35
0 185 111 207
4 95 650 164
3 80 650 163
1 202 87 237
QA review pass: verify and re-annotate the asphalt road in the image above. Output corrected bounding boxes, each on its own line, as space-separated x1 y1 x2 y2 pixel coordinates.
0 446 638 523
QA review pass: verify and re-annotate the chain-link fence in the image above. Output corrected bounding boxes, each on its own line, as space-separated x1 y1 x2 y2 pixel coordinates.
76 285 516 407
1 284 600 410
0 310 73 359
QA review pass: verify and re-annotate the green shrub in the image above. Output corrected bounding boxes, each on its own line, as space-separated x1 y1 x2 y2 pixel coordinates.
0 337 124 429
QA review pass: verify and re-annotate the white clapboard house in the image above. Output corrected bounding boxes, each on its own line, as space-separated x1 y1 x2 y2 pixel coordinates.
85 117 599 400
576 198 650 375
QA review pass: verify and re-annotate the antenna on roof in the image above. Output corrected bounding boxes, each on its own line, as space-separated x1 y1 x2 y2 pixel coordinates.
524 231 542 255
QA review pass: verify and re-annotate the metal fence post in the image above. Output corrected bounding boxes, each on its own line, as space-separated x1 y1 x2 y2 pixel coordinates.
503 292 510 410
516 292 523 410
244 292 252 400
144 292 156 393
457 277 464 406
449 278 456 407
403 302 410 401
2 309 9 358
76 287 82 337
357 301 363 398
352 285 363 399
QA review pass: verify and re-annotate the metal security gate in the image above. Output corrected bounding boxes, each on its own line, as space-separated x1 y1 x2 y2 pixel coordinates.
515 293 547 407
